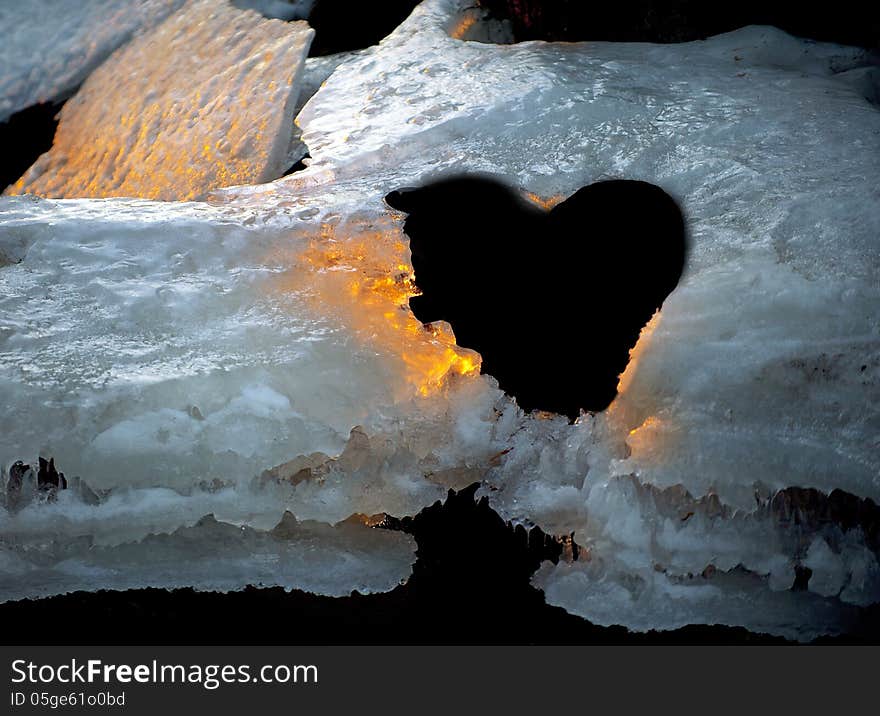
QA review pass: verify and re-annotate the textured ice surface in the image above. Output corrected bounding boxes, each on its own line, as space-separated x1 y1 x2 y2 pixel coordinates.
0 506 414 602
1 0 879 636
0 0 186 123
7 0 314 200
0 193 466 599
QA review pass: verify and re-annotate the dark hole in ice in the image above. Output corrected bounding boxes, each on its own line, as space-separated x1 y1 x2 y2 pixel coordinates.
793 566 814 591
474 1 880 50
0 101 63 192
282 152 311 176
36 457 67 491
233 1 422 56
306 0 422 56
385 175 687 419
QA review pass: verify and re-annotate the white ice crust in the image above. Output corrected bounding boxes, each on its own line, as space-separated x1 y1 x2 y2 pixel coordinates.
0 0 186 122
1 0 878 638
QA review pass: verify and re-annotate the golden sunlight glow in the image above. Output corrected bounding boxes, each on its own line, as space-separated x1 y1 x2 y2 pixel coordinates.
6 0 312 201
615 310 660 398
628 415 662 437
607 311 671 460
623 413 677 464
272 219 481 399
449 13 479 40
523 191 565 211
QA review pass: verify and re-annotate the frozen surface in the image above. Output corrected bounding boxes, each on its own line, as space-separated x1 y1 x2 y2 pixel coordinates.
0 0 185 123
0 506 414 602
2 0 879 636
0 194 468 599
7 0 314 200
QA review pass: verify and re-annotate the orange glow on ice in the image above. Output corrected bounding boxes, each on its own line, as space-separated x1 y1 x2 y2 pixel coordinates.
524 191 565 211
607 311 674 460
273 219 480 399
6 0 312 201
615 310 660 398
449 14 479 40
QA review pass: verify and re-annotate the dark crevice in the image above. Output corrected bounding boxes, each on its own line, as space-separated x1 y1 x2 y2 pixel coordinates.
385 483 564 585
36 456 67 491
475 1 880 50
234 1 422 56
771 487 880 554
306 1 422 56
793 566 814 592
385 175 687 419
282 152 311 176
0 100 64 192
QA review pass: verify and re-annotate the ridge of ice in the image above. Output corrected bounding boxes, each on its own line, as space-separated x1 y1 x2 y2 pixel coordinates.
0 507 415 602
7 0 314 201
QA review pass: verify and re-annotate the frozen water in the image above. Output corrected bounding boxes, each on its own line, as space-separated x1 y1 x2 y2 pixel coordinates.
7 0 314 201
279 0 880 636
0 196 478 498
0 505 415 601
1 0 879 637
0 0 186 123
0 194 471 599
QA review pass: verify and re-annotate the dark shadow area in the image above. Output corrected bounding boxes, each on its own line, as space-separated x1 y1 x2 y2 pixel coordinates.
282 152 311 176
0 484 832 645
385 176 687 419
307 0 422 56
0 101 63 192
477 1 880 50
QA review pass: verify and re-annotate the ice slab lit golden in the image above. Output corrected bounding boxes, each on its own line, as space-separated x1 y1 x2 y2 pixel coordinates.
6 0 313 201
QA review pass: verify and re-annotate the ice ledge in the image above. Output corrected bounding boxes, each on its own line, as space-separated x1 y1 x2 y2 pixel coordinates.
7 0 314 201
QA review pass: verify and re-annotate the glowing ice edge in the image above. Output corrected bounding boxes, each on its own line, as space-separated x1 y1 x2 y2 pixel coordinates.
1 0 879 639
7 0 314 200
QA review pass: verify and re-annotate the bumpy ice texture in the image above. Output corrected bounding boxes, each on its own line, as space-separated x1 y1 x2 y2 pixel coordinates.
7 0 314 200
283 0 880 637
1 0 879 637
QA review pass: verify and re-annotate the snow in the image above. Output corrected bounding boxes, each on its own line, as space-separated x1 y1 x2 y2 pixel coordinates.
1 0 879 638
7 0 314 201
0 0 186 123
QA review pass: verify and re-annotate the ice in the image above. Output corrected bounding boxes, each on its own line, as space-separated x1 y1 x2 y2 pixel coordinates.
281 0 879 636
2 0 879 637
7 0 314 201
532 559 863 641
0 193 476 598
0 508 415 601
0 197 472 495
0 0 186 123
